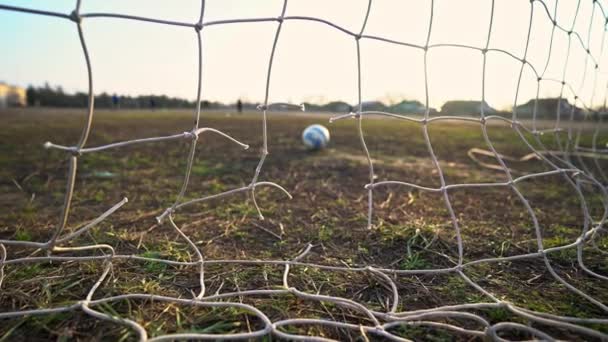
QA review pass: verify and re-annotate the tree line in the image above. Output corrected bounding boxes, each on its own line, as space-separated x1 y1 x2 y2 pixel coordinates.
23 83 429 113
26 84 195 109
23 83 603 120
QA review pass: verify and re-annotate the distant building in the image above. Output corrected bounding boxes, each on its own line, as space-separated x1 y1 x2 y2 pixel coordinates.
441 100 496 115
324 101 352 113
515 98 583 119
0 82 26 109
390 100 428 114
361 100 386 111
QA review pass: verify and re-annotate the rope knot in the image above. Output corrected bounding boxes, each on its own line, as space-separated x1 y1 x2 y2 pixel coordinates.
69 10 82 23
70 147 82 157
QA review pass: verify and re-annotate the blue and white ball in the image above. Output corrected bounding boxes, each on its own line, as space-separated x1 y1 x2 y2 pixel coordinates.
302 124 330 150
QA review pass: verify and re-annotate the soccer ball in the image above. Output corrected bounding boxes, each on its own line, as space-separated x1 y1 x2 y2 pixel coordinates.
302 124 330 150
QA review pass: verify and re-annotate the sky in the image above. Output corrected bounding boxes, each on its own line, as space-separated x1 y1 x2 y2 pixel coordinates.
1 0 607 110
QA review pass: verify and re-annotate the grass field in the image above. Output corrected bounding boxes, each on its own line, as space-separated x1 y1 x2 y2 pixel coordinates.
0 108 607 341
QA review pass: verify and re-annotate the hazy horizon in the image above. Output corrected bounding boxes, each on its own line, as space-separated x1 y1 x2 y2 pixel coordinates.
2 0 608 111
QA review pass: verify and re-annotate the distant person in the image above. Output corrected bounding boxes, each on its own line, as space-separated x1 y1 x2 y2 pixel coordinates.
236 99 243 114
112 93 120 109
150 98 156 110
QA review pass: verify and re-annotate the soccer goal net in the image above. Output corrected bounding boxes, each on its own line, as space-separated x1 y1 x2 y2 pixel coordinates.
0 0 607 341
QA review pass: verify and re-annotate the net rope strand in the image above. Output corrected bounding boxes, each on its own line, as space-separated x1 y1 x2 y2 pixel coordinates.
0 0 607 340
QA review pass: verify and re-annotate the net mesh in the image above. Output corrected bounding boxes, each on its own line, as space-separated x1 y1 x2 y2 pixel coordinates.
0 0 607 340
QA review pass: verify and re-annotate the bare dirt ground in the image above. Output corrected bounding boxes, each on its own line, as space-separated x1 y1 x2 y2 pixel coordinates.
0 108 606 341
